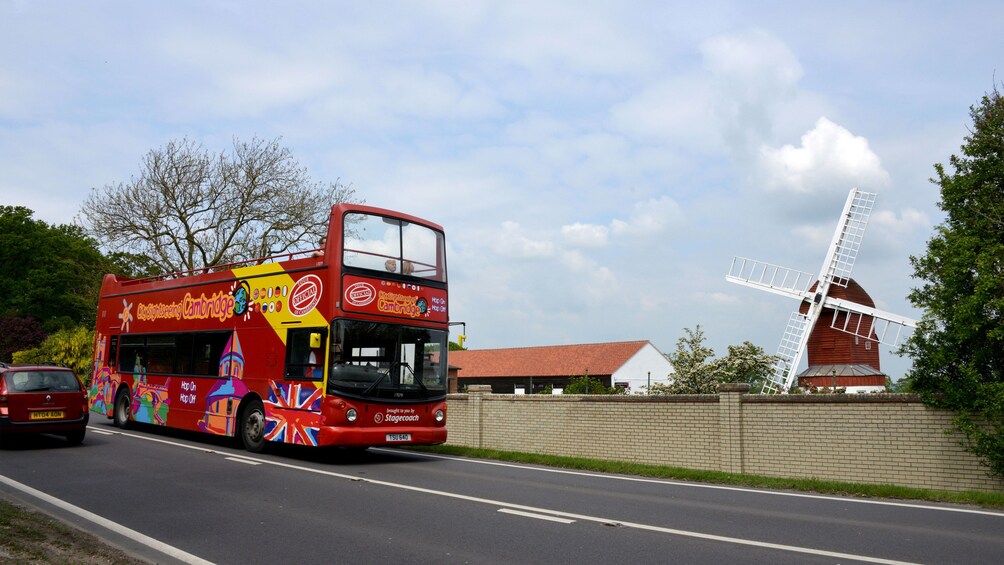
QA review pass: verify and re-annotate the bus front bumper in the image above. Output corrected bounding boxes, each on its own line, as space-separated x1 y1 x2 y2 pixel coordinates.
317 425 447 448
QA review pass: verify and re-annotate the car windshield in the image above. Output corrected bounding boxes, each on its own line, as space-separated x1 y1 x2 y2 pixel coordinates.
327 320 447 401
5 370 80 392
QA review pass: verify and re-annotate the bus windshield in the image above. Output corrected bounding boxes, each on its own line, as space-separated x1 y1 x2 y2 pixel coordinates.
328 320 447 401
342 212 446 282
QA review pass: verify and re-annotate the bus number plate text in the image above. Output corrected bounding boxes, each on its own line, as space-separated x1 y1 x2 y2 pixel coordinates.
386 433 412 442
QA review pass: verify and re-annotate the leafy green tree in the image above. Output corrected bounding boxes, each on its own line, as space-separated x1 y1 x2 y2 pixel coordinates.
718 341 778 394
79 136 359 273
12 326 95 385
650 326 721 394
0 315 47 364
563 375 620 395
0 206 109 331
902 85 1004 479
649 326 777 394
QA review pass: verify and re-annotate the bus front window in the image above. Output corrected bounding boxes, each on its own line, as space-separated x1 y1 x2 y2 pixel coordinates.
328 320 447 401
342 212 446 282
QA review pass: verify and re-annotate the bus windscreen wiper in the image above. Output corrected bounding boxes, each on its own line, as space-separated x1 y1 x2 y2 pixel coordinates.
399 361 427 393
362 368 390 397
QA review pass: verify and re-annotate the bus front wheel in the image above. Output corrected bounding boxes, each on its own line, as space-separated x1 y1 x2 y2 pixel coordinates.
240 400 266 453
113 388 132 429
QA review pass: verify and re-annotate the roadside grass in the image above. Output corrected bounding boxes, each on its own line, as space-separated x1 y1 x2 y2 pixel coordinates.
408 444 1004 509
0 498 146 565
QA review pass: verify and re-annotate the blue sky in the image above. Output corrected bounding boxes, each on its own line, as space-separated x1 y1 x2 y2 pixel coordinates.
3 1 1002 381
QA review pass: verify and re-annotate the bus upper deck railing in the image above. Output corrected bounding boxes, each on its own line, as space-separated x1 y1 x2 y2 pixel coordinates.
119 248 323 285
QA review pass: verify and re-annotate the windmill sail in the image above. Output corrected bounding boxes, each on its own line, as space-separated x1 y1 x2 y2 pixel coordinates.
817 189 875 289
726 188 915 393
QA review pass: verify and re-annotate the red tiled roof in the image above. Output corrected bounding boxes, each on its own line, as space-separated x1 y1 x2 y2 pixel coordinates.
449 341 650 379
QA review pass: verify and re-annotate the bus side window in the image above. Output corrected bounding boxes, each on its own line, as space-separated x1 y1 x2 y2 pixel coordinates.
285 328 326 380
108 335 118 368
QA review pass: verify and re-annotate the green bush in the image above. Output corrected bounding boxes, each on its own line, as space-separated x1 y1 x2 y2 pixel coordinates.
12 326 95 386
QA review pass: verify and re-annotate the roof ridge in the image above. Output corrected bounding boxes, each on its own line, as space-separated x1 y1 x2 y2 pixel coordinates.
451 339 649 354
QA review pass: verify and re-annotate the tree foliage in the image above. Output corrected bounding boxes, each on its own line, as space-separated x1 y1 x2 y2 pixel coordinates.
562 375 621 395
12 326 95 385
0 315 47 364
79 136 359 273
0 206 109 331
649 326 777 394
717 341 778 394
903 85 1004 479
652 326 720 394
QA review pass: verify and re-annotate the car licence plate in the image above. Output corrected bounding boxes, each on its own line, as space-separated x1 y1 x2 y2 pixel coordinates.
30 410 64 420
386 433 412 442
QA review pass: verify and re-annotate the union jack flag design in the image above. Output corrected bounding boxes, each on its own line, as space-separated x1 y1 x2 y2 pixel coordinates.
264 381 323 446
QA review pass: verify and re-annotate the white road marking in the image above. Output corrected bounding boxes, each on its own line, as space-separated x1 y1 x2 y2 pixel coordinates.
92 427 928 564
0 473 213 565
225 456 261 465
498 508 576 524
382 448 1004 518
90 429 114 435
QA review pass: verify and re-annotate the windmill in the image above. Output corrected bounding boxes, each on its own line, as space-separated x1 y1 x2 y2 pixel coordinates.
726 188 917 394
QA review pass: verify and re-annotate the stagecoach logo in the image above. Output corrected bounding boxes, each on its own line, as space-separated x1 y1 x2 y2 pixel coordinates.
374 408 419 424
289 274 323 317
344 281 376 307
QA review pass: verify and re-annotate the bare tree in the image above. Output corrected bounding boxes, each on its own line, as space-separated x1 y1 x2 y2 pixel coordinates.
79 136 358 274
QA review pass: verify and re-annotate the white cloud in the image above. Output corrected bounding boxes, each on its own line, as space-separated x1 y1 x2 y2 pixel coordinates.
561 223 610 248
492 221 556 259
870 208 930 237
610 196 684 236
758 117 891 194
707 291 741 305
609 78 718 148
701 29 804 154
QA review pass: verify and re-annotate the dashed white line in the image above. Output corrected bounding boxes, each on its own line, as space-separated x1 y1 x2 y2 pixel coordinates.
384 448 1004 518
225 456 261 465
498 508 576 524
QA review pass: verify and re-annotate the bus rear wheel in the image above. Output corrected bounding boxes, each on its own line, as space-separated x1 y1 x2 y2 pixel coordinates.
240 400 266 453
113 388 132 429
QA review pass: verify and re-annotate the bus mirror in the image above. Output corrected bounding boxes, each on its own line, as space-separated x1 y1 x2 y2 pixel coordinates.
458 334 467 348
310 332 322 348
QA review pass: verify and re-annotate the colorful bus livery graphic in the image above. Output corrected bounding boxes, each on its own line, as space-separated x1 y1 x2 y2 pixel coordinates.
341 275 447 322
136 290 236 323
91 204 450 452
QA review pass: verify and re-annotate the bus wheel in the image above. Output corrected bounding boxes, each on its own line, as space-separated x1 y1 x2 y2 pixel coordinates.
240 400 267 453
113 388 132 429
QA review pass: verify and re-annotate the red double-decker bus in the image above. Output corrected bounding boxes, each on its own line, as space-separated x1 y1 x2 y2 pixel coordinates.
89 204 449 452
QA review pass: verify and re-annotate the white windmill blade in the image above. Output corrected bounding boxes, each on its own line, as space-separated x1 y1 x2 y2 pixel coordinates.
817 188 876 288
766 310 812 394
726 257 815 300
824 297 918 348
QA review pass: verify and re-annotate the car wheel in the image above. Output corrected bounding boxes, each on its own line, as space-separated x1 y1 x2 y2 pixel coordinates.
65 429 85 446
240 400 267 453
113 388 132 429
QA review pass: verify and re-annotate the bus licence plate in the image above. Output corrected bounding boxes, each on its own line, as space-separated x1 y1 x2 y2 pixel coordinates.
386 433 412 442
30 410 64 420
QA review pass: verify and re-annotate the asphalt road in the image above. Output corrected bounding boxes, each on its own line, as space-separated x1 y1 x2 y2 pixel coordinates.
1 422 1002 564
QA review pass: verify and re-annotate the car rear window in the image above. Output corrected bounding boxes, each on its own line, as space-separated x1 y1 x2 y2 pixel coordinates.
4 370 81 392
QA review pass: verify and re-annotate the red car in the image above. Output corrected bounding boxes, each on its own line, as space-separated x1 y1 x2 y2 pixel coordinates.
0 363 89 446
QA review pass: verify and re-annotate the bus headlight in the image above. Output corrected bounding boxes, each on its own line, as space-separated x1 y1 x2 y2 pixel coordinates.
346 408 358 423
434 409 444 423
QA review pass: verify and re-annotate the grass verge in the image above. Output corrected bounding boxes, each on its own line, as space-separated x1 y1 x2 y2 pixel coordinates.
408 444 1004 509
0 497 146 564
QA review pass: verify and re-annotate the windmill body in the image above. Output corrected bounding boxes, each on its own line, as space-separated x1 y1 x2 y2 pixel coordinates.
795 279 887 392
726 188 917 393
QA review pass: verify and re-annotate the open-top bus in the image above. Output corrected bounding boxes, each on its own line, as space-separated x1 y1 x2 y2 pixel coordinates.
89 204 449 451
